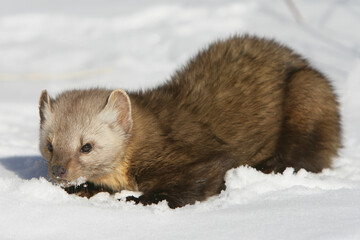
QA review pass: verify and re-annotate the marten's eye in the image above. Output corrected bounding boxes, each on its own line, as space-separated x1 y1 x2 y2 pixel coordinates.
47 142 53 153
80 143 92 153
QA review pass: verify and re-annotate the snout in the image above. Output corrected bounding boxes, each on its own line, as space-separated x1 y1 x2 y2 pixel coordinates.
51 165 67 179
49 162 85 186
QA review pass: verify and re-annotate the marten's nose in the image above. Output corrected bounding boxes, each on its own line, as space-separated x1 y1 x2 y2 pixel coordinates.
52 165 67 178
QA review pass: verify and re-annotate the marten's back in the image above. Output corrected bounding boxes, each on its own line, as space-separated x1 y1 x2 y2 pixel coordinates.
130 36 311 165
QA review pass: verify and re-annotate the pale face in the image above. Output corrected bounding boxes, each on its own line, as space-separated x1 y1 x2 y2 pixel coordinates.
41 116 127 185
38 89 133 185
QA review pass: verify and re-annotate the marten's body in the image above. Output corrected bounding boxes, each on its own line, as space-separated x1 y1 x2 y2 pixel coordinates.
39 35 341 208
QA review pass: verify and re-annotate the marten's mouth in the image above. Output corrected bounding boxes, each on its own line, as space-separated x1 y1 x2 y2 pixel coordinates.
49 174 87 188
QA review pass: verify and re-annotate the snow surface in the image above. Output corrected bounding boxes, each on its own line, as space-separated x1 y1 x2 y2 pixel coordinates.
0 0 360 239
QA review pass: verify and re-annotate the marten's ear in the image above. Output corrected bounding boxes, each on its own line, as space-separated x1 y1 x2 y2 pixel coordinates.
104 89 133 134
39 90 53 124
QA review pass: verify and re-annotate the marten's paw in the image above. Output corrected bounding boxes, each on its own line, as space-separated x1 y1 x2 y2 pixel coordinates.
126 193 182 209
64 182 114 198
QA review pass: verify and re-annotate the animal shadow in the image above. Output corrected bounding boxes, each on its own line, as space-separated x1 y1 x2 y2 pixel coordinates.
0 155 48 180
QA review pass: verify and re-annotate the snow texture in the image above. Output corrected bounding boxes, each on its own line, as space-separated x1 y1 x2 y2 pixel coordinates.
0 0 360 239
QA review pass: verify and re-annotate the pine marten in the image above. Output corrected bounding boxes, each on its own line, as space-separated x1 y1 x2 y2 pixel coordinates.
39 35 341 208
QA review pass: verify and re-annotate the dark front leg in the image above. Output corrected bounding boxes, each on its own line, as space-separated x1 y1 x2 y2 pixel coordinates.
126 173 227 208
125 154 233 208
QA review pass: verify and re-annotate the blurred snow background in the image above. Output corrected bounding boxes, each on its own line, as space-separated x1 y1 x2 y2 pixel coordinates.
0 0 359 239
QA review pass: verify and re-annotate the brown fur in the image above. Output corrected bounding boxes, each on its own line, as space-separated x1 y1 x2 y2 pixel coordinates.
39 35 341 208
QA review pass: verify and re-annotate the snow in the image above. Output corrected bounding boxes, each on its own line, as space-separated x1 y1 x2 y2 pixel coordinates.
0 0 360 239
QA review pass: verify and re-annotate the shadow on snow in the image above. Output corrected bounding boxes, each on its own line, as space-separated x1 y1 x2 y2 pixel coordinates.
0 155 48 180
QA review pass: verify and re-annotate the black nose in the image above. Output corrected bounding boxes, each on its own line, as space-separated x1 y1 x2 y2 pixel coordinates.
52 165 67 178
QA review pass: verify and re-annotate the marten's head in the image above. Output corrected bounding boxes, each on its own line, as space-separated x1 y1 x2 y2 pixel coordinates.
38 88 132 186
